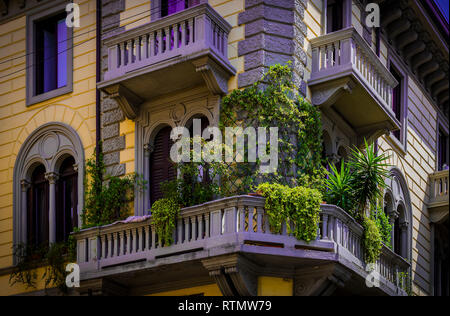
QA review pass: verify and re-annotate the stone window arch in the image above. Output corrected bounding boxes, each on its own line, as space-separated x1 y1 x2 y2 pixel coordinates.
13 123 84 256
384 168 412 261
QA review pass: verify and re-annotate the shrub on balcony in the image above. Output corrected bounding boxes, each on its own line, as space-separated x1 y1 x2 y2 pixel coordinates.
256 183 322 242
363 216 383 264
371 205 392 248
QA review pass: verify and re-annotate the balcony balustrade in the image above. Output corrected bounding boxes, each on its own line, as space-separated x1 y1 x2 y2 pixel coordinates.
74 196 409 296
98 3 235 119
428 170 449 223
309 27 400 144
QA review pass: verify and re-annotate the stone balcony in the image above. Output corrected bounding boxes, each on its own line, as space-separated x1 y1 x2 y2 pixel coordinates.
97 3 236 120
73 196 409 296
309 27 400 144
428 170 449 223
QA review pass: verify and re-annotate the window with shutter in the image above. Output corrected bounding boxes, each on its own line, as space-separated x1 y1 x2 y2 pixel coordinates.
56 156 78 243
28 165 49 247
150 126 176 207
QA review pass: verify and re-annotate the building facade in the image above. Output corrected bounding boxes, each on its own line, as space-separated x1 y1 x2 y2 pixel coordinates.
0 0 448 296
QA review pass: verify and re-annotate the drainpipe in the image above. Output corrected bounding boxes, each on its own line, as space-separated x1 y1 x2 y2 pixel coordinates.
96 0 102 168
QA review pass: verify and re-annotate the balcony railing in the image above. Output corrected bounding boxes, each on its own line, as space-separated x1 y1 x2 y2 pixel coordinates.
309 28 400 142
103 3 231 82
74 196 409 295
429 170 449 207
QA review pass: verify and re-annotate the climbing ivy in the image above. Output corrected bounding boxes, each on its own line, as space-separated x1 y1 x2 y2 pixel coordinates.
256 183 322 242
82 143 146 228
220 63 325 193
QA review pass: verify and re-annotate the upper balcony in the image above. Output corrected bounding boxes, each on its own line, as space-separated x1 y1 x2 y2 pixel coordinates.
98 3 236 119
309 28 400 144
73 196 409 296
428 170 449 223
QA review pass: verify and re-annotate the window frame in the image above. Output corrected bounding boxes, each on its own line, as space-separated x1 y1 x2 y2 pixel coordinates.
386 53 409 153
26 2 73 106
436 117 449 171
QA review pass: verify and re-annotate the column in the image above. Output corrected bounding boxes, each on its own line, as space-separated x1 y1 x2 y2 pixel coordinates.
20 180 31 243
45 172 59 244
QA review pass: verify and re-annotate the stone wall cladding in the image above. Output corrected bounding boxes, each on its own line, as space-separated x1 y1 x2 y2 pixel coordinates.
238 0 308 95
100 0 126 177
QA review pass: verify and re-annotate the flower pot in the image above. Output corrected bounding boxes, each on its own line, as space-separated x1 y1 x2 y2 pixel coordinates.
248 192 263 197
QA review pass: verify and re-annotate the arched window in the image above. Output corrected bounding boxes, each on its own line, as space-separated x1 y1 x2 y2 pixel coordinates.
13 123 84 257
384 169 412 261
56 156 78 243
27 165 49 247
150 126 176 206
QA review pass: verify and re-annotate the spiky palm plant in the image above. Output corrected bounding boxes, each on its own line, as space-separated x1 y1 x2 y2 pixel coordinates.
324 160 356 215
348 140 391 217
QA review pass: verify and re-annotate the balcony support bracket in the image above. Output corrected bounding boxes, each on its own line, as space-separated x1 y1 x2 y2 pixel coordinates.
311 77 356 108
103 84 143 120
193 57 230 96
294 264 351 296
202 254 258 296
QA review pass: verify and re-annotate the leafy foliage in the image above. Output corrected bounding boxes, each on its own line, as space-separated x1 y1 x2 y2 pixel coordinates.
363 216 383 264
348 140 390 216
256 183 322 242
324 161 355 216
220 63 325 194
82 143 145 228
10 241 76 293
150 198 180 246
371 205 392 248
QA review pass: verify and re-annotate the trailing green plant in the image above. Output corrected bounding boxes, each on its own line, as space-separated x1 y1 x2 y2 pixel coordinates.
82 143 146 228
10 240 76 294
256 183 322 242
362 216 383 264
324 160 356 216
397 271 413 296
371 205 392 248
150 198 181 246
348 140 391 217
220 63 325 193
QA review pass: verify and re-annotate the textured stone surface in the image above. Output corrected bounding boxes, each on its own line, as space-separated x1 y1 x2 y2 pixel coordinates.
237 0 307 89
100 0 126 175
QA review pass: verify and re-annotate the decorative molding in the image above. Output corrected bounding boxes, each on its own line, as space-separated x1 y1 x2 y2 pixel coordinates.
311 78 356 107
13 122 85 263
202 254 258 296
103 84 143 120
192 57 230 95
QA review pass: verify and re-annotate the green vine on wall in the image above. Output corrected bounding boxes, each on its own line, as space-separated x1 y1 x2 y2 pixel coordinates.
220 63 325 193
82 143 146 228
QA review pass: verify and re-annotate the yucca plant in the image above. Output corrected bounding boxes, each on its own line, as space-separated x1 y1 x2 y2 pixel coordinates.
348 140 391 217
324 160 356 216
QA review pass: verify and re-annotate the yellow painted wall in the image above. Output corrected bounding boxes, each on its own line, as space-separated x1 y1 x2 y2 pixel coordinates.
257 277 293 296
148 283 223 296
0 0 97 294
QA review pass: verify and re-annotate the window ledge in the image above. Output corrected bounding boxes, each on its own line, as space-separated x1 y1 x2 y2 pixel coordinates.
385 132 407 156
26 85 73 107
